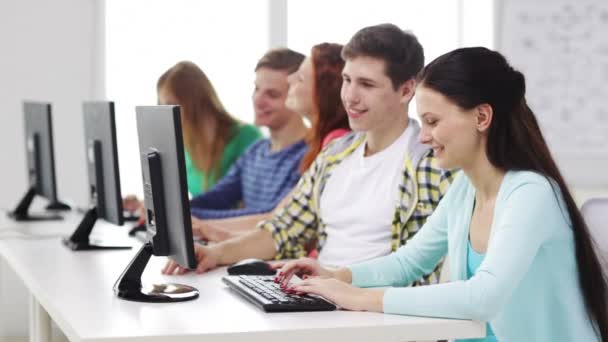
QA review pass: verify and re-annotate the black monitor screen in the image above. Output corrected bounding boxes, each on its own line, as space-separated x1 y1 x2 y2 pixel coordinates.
23 101 59 201
113 105 198 303
83 101 123 226
62 101 130 251
136 105 196 269
9 101 69 221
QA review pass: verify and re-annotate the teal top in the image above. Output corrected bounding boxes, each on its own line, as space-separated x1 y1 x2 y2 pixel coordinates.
349 171 599 342
456 240 497 342
185 123 262 196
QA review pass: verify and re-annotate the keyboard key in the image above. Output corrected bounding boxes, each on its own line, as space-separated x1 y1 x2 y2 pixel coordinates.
223 275 336 312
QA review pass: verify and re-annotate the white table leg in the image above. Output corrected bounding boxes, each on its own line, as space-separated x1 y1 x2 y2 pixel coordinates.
29 294 51 342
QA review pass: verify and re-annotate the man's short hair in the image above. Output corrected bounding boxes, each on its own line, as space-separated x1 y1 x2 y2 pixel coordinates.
255 48 305 74
342 23 424 89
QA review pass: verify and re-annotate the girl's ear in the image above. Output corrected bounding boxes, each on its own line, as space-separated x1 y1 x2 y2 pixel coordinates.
475 103 493 132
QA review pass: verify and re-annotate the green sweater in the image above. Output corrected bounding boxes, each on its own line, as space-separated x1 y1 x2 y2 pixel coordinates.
184 123 262 196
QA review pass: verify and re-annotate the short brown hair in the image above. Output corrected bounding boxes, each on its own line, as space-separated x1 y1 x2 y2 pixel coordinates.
255 48 305 74
342 23 424 90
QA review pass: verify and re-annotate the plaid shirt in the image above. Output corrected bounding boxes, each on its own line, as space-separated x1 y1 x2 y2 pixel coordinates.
258 120 457 285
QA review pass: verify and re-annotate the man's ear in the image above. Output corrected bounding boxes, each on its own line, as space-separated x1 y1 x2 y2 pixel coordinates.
399 79 416 104
476 103 493 132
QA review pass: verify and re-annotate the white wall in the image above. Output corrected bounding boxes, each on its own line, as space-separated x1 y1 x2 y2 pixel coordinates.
0 0 103 339
0 0 104 210
105 0 270 198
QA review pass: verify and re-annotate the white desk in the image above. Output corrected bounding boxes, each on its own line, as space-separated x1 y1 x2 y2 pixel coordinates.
0 216 485 342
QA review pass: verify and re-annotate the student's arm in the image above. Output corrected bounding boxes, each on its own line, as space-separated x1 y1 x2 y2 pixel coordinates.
257 157 323 260
162 228 278 274
347 173 457 288
193 143 302 219
191 206 270 220
167 175 312 273
189 214 269 242
318 155 459 290
207 172 301 220
278 172 455 308
215 229 278 264
191 183 296 219
193 188 297 241
365 179 557 321
204 213 272 232
190 156 244 213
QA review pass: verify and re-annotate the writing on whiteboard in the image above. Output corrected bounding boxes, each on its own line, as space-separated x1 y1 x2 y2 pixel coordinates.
501 1 608 157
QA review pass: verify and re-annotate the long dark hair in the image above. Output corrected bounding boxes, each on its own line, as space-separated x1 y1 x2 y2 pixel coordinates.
419 47 607 340
299 43 350 172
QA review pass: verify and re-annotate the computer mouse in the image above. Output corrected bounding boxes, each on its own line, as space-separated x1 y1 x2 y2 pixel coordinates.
227 258 276 276
128 222 147 236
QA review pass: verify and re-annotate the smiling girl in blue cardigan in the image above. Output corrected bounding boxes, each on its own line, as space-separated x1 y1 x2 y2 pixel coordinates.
275 47 607 342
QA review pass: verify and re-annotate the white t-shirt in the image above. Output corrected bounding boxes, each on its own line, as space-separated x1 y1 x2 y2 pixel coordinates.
318 126 413 267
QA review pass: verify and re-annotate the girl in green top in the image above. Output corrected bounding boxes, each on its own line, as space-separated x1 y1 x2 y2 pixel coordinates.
157 61 262 195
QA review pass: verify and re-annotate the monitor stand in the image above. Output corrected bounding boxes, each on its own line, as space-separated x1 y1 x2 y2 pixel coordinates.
46 200 71 211
8 187 63 221
113 242 199 302
62 206 132 251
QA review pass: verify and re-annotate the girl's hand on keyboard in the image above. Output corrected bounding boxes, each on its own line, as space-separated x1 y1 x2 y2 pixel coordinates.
289 277 385 312
274 258 334 288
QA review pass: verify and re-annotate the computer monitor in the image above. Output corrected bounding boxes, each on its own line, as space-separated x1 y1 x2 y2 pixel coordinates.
62 101 132 250
8 101 71 221
113 105 198 303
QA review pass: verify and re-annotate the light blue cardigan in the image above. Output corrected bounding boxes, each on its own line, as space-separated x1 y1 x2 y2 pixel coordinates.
349 171 599 341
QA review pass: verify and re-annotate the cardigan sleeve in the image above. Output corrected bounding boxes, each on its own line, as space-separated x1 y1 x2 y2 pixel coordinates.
377 178 559 321
347 173 464 288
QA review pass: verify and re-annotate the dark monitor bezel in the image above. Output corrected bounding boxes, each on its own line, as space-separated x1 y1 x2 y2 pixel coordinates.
23 101 59 202
62 101 131 251
82 101 124 226
136 105 196 269
8 101 69 221
113 105 198 303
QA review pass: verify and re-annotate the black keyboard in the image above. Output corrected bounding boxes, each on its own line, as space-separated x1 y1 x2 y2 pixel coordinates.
222 275 336 312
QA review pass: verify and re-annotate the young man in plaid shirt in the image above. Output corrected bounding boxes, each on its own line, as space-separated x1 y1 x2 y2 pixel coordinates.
164 24 456 285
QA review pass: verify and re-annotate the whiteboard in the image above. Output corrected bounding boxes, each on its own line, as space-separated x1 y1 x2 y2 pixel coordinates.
496 0 608 185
